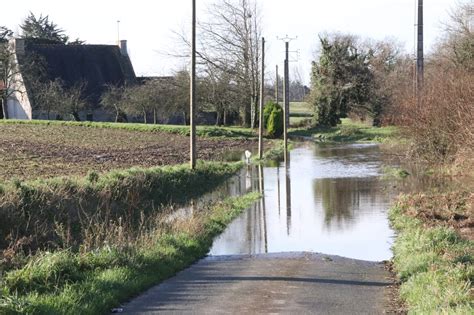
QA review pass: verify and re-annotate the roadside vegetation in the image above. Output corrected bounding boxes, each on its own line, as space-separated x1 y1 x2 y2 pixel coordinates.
0 192 260 314
390 192 473 313
384 3 473 313
0 160 260 314
290 118 398 143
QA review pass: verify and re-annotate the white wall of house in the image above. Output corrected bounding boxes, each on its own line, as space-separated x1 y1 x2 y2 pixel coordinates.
5 39 32 120
7 88 32 120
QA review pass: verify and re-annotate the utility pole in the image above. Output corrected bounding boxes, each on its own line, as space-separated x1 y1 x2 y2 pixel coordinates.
283 57 289 163
416 0 424 105
190 0 197 169
258 37 265 160
278 35 296 164
284 42 290 131
275 65 279 104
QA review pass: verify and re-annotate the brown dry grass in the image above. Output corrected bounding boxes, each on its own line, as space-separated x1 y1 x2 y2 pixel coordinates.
400 191 473 241
386 66 473 165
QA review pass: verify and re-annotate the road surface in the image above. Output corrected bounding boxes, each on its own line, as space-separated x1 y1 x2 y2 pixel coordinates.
121 252 392 314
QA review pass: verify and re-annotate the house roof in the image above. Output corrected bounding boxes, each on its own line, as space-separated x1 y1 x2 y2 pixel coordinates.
18 39 136 107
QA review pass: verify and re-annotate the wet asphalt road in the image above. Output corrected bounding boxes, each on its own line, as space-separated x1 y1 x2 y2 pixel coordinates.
121 252 391 314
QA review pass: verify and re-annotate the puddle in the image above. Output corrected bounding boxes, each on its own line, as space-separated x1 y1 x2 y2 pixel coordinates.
208 142 396 261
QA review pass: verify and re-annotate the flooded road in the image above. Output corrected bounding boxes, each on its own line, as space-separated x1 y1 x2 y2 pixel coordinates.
209 142 395 261
122 142 396 313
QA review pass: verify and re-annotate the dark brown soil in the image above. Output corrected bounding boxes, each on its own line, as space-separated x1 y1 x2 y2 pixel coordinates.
0 124 257 181
384 261 408 314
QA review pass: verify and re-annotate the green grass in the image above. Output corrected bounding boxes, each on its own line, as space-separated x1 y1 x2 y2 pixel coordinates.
389 196 473 314
0 192 261 314
289 118 398 143
0 119 256 139
289 102 312 116
0 161 243 253
382 166 410 179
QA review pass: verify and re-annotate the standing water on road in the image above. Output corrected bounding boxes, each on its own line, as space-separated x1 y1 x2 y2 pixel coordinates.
209 142 396 261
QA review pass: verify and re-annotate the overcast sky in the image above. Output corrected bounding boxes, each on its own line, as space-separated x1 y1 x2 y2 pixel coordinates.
4 0 457 84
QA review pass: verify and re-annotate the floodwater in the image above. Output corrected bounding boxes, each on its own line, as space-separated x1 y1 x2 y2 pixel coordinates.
207 142 396 262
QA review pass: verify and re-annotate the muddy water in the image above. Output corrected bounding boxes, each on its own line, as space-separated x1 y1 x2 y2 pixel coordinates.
208 142 396 261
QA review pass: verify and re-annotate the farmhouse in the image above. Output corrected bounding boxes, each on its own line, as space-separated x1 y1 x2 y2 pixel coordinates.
6 38 136 120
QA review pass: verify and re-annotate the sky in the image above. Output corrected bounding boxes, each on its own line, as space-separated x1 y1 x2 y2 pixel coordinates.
3 0 458 84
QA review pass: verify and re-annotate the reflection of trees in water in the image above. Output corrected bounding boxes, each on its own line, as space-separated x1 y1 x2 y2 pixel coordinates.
313 144 379 162
314 178 379 230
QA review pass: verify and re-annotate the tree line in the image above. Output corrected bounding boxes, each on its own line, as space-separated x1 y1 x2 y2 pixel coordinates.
307 1 472 163
309 1 472 133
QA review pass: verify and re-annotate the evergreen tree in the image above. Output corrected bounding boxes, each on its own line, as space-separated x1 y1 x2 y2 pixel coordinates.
20 12 69 44
310 34 374 126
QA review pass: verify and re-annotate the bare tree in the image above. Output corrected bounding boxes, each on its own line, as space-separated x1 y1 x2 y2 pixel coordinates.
171 0 262 127
63 81 88 121
101 84 127 122
0 28 20 119
33 79 64 119
436 2 474 70
201 69 241 125
33 79 88 120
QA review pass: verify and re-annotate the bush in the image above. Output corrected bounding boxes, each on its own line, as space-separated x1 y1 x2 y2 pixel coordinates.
265 102 283 138
263 101 278 127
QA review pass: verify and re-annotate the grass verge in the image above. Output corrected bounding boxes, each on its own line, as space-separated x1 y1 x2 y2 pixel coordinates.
289 118 398 143
389 193 473 314
0 119 256 139
0 162 242 262
0 192 260 314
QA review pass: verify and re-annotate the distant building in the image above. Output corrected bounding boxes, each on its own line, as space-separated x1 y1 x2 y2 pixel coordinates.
5 38 136 120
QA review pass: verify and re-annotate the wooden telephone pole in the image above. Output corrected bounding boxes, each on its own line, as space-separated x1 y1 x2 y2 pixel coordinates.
258 37 265 160
283 44 289 163
416 0 424 105
190 0 197 169
278 35 296 163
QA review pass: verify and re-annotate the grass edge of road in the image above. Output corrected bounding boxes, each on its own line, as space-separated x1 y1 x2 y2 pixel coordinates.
389 192 473 314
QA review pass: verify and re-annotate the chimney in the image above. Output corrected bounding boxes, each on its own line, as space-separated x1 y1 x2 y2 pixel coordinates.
9 38 25 55
119 40 128 56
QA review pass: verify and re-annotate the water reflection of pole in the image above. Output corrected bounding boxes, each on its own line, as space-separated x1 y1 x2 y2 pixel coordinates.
285 162 292 235
258 164 268 253
245 164 252 192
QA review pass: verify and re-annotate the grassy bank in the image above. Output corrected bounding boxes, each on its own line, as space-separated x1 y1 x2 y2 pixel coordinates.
289 118 398 143
0 119 256 139
0 162 242 262
389 192 473 314
0 192 260 314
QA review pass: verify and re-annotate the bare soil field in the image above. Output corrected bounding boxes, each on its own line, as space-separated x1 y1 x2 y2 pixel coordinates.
0 124 256 181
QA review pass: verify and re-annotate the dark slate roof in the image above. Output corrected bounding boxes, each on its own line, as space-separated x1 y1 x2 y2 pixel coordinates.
19 39 136 107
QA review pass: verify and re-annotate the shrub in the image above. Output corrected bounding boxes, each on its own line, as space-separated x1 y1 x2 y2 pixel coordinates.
394 68 474 164
265 103 283 138
263 101 278 127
